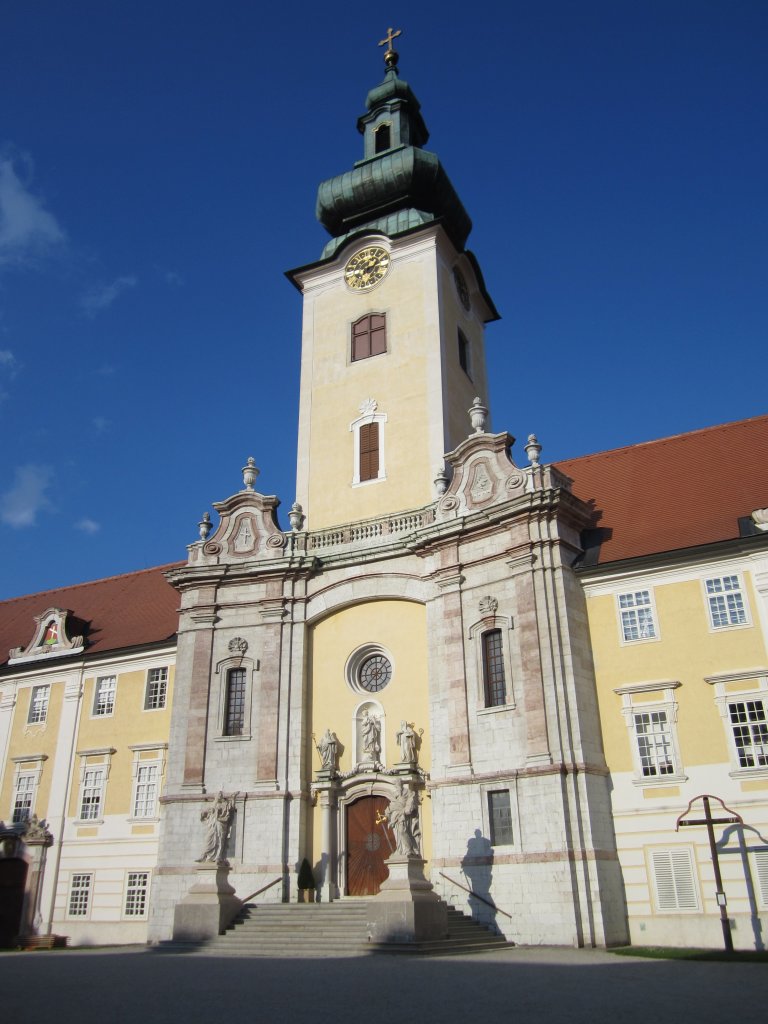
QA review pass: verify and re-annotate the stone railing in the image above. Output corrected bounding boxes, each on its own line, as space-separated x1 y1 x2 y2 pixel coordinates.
305 505 437 553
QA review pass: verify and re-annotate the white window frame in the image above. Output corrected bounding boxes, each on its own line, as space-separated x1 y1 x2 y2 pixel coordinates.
616 589 659 644
92 675 117 717
75 747 115 823
128 743 167 820
213 656 257 742
350 403 387 487
67 873 92 918
10 754 47 824
648 846 699 912
615 681 686 786
27 684 50 724
706 670 768 779
144 666 169 711
702 574 751 631
11 771 36 824
79 766 106 821
123 871 151 918
468 613 517 713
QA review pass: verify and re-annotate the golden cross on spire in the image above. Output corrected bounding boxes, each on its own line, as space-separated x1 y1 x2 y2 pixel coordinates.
378 26 402 68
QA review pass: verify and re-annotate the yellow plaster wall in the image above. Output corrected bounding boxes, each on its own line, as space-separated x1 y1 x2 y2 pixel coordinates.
70 666 174 817
2 681 65 819
308 600 432 872
588 574 768 773
303 260 436 527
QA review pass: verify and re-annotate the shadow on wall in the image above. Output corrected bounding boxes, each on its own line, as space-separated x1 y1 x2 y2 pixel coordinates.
460 829 499 933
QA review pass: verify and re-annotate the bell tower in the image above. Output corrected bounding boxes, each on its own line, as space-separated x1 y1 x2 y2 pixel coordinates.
288 36 499 531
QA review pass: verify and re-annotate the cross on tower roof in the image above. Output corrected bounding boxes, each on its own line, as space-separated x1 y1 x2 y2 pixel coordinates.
378 26 402 69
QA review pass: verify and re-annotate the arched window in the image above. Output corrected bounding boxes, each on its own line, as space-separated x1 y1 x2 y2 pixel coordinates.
352 313 386 362
224 668 247 736
374 122 391 153
482 629 507 707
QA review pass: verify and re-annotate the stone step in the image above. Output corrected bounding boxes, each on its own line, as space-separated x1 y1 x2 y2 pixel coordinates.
154 899 513 958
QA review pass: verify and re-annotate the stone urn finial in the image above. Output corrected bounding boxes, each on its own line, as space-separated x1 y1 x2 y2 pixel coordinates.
525 433 542 467
242 456 259 491
288 501 305 532
433 466 449 496
469 397 488 434
198 512 212 540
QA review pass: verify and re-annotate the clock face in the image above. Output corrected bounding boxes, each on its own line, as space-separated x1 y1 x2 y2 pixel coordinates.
453 267 470 311
344 246 390 290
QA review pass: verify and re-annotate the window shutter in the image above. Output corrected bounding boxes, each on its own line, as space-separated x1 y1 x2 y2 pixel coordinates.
651 848 698 910
359 422 379 481
755 850 768 908
370 314 386 355
351 314 386 361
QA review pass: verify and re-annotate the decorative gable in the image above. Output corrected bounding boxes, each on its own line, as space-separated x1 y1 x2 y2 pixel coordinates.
9 607 85 665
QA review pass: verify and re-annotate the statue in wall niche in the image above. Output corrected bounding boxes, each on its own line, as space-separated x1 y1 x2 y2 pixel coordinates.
196 791 236 864
396 720 419 764
377 780 421 857
361 709 381 760
316 729 340 771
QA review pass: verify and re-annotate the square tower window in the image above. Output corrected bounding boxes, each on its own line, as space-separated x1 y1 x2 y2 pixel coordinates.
352 314 386 361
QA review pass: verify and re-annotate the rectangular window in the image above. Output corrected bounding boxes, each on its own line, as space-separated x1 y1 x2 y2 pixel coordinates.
706 576 747 629
351 313 386 361
124 872 150 917
488 790 513 846
79 767 106 820
93 676 116 716
482 629 507 707
651 848 698 911
634 711 675 777
728 699 768 768
68 874 92 917
12 773 35 824
458 328 471 377
132 763 159 818
618 590 657 642
28 684 50 724
359 422 380 482
144 667 168 710
224 668 247 736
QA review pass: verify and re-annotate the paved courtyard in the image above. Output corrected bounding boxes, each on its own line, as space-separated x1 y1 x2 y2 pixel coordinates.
0 946 764 1023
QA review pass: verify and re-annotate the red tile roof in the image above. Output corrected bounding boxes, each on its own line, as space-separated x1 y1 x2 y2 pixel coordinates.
556 415 768 565
0 564 182 670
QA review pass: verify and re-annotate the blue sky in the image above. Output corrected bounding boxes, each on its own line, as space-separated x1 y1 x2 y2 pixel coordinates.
1 2 766 600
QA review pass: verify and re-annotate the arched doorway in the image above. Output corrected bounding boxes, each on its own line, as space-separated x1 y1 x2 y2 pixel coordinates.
345 795 390 896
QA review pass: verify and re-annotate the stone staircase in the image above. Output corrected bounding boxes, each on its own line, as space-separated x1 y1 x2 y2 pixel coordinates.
156 900 513 957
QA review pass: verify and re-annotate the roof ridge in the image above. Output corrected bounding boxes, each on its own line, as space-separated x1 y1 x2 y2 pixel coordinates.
0 561 184 607
554 413 768 468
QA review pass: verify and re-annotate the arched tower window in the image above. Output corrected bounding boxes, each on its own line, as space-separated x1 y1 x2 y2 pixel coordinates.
374 122 391 153
352 313 387 362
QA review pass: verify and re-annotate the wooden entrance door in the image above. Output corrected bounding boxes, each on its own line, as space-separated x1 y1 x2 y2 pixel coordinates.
346 795 390 896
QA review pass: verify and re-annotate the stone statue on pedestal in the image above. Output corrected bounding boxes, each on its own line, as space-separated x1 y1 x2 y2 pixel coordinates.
316 729 340 772
361 709 381 760
396 721 418 764
196 792 236 864
379 780 421 857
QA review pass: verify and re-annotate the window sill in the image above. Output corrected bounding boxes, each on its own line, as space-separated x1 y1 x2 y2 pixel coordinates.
351 475 387 489
729 767 768 781
126 816 160 824
632 773 688 788
477 704 516 717
214 734 252 743
74 818 103 827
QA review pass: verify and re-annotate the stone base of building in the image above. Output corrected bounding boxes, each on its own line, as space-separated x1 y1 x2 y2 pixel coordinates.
366 855 448 944
172 862 241 942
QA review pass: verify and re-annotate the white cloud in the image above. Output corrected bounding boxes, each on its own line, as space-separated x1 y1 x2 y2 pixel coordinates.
80 275 137 317
0 349 15 366
92 416 109 433
0 154 65 267
0 464 54 527
75 517 100 534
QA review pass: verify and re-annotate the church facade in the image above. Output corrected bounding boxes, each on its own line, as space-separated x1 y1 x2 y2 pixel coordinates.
1 48 767 951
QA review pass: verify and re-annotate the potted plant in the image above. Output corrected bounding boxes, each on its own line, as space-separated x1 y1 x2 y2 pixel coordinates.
297 857 315 902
